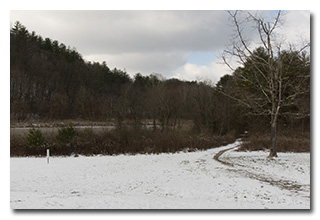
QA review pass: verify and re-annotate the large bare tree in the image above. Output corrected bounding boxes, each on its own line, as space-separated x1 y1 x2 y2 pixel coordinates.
221 10 310 157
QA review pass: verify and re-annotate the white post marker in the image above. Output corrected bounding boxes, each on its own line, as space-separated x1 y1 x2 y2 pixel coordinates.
47 149 50 164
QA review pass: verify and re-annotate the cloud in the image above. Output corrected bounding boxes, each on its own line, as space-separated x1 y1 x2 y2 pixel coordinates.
10 10 234 80
85 51 189 77
10 10 310 82
275 11 310 49
10 11 231 54
173 56 233 83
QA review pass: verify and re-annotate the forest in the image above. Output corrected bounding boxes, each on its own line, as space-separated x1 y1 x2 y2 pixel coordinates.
10 21 310 157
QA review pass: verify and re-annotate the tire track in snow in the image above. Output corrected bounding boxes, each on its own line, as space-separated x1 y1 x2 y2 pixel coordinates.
213 144 309 194
213 146 239 166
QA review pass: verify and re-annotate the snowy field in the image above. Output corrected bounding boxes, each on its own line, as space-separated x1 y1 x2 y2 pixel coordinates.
10 140 310 209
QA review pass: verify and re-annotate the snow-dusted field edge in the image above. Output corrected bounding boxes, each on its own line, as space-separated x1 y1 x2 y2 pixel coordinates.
10 140 310 209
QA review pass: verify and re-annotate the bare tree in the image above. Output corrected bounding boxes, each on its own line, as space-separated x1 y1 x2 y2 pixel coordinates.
221 10 310 157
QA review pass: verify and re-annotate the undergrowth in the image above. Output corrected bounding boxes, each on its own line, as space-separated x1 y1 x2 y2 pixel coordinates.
239 131 310 153
10 128 236 157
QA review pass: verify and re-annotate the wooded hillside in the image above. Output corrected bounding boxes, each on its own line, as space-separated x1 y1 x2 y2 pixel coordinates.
10 21 310 153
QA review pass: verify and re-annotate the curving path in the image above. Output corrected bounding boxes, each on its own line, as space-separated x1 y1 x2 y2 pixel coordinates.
213 143 310 193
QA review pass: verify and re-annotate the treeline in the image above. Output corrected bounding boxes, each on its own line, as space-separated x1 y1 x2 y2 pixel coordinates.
11 22 131 121
10 21 241 134
10 21 310 137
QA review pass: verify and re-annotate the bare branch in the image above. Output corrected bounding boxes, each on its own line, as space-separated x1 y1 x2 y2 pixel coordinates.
222 55 235 71
214 87 251 108
228 10 254 57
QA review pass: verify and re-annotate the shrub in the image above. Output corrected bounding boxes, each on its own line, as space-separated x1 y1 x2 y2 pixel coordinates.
11 135 27 156
11 128 238 157
56 126 76 144
239 132 310 152
26 128 45 147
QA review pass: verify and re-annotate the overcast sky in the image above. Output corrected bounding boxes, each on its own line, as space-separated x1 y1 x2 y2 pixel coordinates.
10 10 310 83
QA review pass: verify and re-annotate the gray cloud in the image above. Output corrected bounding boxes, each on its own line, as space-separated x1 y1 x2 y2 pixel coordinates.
10 10 309 80
10 10 233 77
11 10 231 52
85 51 190 77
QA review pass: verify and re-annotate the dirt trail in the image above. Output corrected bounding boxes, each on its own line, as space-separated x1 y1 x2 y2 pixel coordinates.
213 146 239 166
213 145 309 194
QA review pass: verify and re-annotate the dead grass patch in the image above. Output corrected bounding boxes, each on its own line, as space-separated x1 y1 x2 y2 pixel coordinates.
239 132 310 152
10 128 237 157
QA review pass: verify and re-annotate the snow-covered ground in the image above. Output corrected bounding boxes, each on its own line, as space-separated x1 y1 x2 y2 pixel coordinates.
10 140 310 209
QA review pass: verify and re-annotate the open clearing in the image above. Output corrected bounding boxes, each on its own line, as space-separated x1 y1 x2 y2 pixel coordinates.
10 140 310 209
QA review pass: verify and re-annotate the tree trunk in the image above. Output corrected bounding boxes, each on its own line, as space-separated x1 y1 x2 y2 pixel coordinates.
268 119 278 158
153 117 156 130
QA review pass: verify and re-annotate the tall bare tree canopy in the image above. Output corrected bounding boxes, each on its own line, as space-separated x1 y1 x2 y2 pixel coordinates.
220 10 310 157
